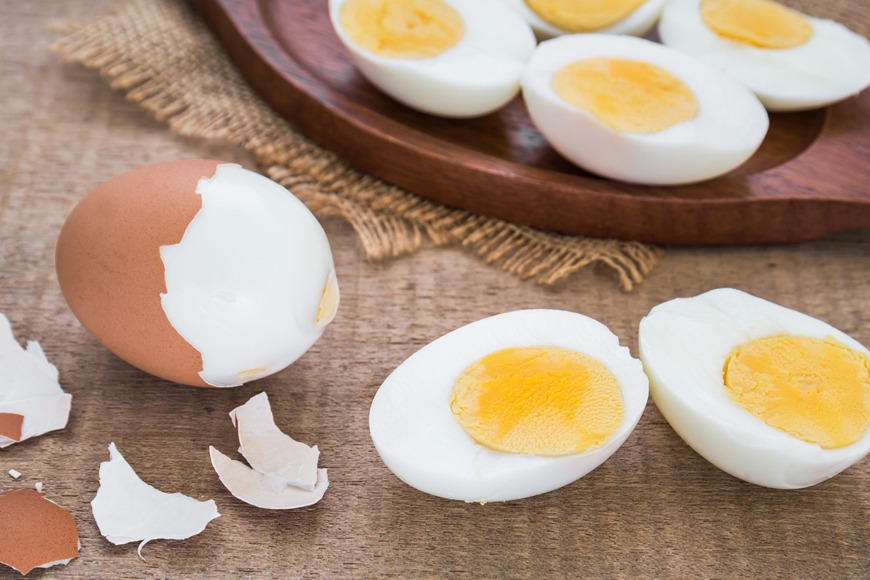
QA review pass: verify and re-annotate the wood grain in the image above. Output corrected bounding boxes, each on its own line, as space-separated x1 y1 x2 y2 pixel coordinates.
0 1 868 578
190 0 870 245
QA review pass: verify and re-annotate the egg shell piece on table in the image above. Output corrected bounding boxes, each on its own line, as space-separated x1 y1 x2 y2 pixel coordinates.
211 391 329 509
639 288 870 489
369 309 649 503
329 0 537 118
55 160 339 388
230 392 320 491
503 0 666 39
0 489 80 576
91 443 220 558
521 34 769 185
0 312 72 448
658 0 870 111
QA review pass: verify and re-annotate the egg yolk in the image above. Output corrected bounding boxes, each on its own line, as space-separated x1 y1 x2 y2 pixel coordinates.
552 58 699 133
724 336 870 448
450 346 624 456
701 0 813 49
339 0 464 59
524 0 646 32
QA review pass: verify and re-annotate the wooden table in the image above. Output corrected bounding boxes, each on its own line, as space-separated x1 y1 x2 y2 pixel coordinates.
1 1 868 577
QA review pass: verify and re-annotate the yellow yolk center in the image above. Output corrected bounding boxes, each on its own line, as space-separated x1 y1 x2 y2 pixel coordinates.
724 336 870 449
450 346 624 456
339 0 464 59
701 0 813 49
552 58 699 133
524 0 647 32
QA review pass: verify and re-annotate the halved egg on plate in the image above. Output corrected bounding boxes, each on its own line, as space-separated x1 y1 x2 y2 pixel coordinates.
503 0 666 38
658 0 870 111
522 34 769 184
369 309 649 502
329 0 536 117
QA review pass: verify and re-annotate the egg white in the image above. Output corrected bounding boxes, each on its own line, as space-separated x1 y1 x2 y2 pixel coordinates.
658 0 870 111
521 34 769 184
503 0 666 39
329 0 536 118
369 309 649 502
639 288 870 489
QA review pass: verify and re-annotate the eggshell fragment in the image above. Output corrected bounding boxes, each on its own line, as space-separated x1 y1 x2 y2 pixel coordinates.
0 489 80 575
91 443 219 558
209 447 329 510
8 469 21 480
230 392 320 491
0 313 72 448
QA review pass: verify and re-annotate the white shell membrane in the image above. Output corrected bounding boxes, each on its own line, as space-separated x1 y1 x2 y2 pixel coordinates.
370 309 649 502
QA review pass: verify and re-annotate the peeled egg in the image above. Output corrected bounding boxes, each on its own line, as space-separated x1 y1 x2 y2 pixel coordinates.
521 34 769 184
56 160 339 388
658 0 870 111
503 0 666 38
369 309 649 502
329 0 536 117
639 288 870 489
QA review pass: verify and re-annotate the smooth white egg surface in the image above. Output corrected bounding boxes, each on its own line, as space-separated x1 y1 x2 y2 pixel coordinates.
521 34 769 184
369 309 649 502
160 164 339 387
639 288 870 489
329 0 536 117
659 0 870 111
503 0 666 38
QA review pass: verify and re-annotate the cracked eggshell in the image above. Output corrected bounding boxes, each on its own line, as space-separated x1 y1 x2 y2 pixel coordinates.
0 489 80 575
56 160 339 387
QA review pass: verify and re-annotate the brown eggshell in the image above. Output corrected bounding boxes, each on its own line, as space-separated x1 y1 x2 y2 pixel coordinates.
0 413 24 441
55 159 224 387
0 489 80 575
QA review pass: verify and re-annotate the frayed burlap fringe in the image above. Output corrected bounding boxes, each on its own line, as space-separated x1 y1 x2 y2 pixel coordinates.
51 0 661 290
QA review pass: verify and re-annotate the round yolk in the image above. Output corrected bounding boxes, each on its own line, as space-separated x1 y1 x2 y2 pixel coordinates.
700 0 813 49
524 0 647 32
339 0 464 59
450 346 624 456
724 336 870 449
552 58 699 133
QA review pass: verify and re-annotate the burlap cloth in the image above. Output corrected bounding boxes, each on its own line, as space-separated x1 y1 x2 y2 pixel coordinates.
50 0 867 290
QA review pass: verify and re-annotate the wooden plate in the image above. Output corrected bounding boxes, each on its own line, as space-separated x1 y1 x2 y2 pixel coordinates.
192 0 870 244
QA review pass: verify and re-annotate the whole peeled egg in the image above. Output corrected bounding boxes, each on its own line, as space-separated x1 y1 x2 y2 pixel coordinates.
503 0 666 39
639 288 870 489
521 34 769 184
658 0 870 111
329 0 536 117
56 160 339 388
370 309 649 502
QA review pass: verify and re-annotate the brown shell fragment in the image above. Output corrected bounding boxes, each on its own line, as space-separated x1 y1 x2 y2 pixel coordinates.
0 413 24 442
0 489 80 575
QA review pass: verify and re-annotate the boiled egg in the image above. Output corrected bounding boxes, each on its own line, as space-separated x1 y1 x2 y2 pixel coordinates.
56 160 339 388
369 309 649 502
503 0 666 38
329 0 536 117
521 34 769 184
639 288 870 489
658 0 870 111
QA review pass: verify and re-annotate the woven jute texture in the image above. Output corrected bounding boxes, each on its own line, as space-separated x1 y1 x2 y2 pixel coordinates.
49 0 671 290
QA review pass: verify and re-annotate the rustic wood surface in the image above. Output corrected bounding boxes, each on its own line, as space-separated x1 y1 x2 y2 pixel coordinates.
1 1 869 578
190 0 870 244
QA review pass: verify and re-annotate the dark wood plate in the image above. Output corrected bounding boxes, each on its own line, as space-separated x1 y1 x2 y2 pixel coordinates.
192 0 870 244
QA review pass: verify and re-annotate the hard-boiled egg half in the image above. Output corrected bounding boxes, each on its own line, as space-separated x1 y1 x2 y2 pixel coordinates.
503 0 666 38
522 34 769 184
56 160 339 388
659 0 870 111
329 0 536 117
369 310 649 502
639 288 870 489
